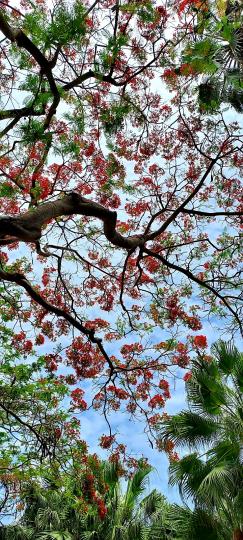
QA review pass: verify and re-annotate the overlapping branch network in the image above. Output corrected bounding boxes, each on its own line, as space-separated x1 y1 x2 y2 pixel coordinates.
0 0 242 449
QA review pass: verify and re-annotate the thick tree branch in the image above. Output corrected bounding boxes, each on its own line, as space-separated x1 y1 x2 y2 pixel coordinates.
0 10 58 96
178 208 243 217
0 192 144 249
0 106 44 121
0 116 20 138
62 69 122 91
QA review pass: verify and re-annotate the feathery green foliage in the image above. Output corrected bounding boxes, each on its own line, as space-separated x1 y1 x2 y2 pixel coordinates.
160 340 243 539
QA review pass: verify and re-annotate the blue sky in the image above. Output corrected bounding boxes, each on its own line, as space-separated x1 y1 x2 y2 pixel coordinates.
1 3 242 507
78 318 241 503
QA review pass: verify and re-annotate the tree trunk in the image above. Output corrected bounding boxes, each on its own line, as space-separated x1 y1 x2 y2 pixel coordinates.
233 529 243 540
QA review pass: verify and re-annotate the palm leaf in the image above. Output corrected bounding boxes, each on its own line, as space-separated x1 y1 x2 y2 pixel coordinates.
159 411 219 448
187 363 228 415
211 341 240 375
122 466 153 519
36 532 73 540
0 526 34 540
169 455 210 503
103 460 120 484
139 489 165 519
207 440 241 466
168 505 231 540
197 464 236 508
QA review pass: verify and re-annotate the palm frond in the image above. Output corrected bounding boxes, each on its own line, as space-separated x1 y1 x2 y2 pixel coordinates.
79 532 99 540
232 352 243 394
232 488 243 526
35 509 62 531
197 464 236 508
169 454 210 503
211 341 241 375
103 460 120 487
168 505 231 540
187 363 228 415
139 489 166 520
1 526 34 540
36 532 73 540
122 466 153 519
159 411 219 448
207 440 241 467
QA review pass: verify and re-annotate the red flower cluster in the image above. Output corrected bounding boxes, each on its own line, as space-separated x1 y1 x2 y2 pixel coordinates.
183 315 202 331
173 342 190 368
96 497 107 520
45 354 60 371
193 335 207 348
162 68 176 79
178 0 208 14
158 379 171 399
66 337 105 379
35 334 45 345
148 394 165 409
83 471 107 520
71 388 87 410
99 434 115 449
23 340 33 353
120 343 143 356
107 385 129 400
42 267 56 287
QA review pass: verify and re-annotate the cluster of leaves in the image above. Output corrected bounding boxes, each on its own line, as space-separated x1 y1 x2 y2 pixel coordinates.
23 1 87 48
159 340 243 539
1 341 242 539
173 0 243 112
0 318 115 523
1 463 177 540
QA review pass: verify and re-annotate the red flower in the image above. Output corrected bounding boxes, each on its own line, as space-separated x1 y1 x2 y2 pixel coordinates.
42 273 49 286
55 427 62 439
71 388 87 410
158 379 169 390
193 335 207 348
183 372 192 382
35 334 45 345
107 386 129 400
23 340 33 352
99 434 115 449
71 388 85 400
48 360 58 371
148 394 165 409
85 142 95 157
162 68 176 79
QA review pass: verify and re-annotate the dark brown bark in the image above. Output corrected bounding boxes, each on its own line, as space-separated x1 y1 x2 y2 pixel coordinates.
0 192 144 249
0 11 58 96
233 529 243 540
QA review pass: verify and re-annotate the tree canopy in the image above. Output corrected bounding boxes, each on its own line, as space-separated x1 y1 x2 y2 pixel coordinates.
0 0 242 525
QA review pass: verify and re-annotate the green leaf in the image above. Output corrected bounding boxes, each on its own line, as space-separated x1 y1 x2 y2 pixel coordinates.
0 182 16 198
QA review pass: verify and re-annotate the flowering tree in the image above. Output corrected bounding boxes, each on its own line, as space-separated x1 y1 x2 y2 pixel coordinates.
0 0 242 476
0 315 114 522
